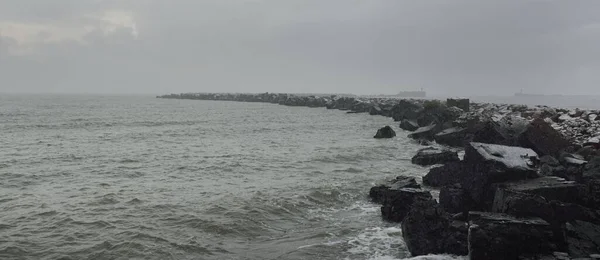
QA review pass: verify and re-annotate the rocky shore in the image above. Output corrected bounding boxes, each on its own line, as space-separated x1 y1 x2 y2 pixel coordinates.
158 92 600 259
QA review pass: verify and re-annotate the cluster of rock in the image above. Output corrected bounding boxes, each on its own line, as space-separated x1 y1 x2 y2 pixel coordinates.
158 92 599 146
372 119 600 258
158 92 600 259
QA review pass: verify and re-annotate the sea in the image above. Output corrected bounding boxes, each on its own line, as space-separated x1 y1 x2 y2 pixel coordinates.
0 95 466 260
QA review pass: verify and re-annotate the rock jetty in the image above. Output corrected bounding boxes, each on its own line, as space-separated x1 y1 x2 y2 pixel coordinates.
159 92 600 259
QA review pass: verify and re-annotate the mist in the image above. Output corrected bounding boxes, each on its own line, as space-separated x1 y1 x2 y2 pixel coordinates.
1 0 600 96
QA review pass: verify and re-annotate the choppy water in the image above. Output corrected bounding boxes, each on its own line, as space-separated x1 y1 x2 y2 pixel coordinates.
0 95 463 260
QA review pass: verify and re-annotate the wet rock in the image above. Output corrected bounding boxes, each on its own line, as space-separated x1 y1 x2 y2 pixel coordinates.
462 142 540 209
390 100 423 122
494 176 580 205
401 200 469 256
560 153 588 168
439 184 472 214
411 147 460 166
399 120 419 132
577 146 600 161
369 176 420 204
468 212 561 260
551 201 600 224
422 161 468 187
434 127 468 147
471 116 529 146
519 118 571 158
566 220 600 258
374 126 396 139
579 180 600 210
584 136 600 149
380 188 434 222
369 106 382 116
582 157 600 183
447 98 470 112
491 189 553 222
408 124 439 141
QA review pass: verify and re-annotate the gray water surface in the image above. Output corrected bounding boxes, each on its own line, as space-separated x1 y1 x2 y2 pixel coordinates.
0 95 447 260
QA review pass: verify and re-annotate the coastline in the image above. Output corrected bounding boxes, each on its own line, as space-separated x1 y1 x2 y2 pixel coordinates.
158 92 600 259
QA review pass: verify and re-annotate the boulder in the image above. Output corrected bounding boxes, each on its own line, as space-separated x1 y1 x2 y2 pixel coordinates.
369 176 420 204
411 147 460 166
401 200 469 256
519 118 571 157
577 146 600 161
423 161 469 187
447 98 470 112
566 220 600 258
559 153 588 168
380 188 434 222
408 124 439 141
399 120 419 132
582 157 600 183
494 177 580 205
374 126 396 139
391 100 423 122
472 116 530 146
439 184 472 214
551 201 600 224
468 212 562 260
462 142 540 209
369 106 382 116
491 189 553 222
434 127 468 147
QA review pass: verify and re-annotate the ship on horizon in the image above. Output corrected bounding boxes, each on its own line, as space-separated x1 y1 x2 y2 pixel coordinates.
396 88 426 98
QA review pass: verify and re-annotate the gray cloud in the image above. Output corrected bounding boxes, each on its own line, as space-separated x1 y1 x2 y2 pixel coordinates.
1 0 599 95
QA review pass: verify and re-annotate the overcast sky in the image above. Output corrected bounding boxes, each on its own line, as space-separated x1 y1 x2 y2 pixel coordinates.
1 0 599 96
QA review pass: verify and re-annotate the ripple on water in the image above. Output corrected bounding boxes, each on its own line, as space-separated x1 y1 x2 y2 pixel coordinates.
0 96 428 260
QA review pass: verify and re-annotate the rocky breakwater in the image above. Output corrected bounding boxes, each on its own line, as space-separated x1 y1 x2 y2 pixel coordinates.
373 105 600 259
159 93 600 258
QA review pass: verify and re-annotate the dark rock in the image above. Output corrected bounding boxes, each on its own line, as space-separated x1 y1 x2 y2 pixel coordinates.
374 126 396 139
423 161 468 187
541 155 561 166
560 153 588 168
408 124 439 141
369 176 420 204
579 179 600 210
411 147 460 166
551 201 600 224
582 157 600 183
577 146 600 161
401 200 469 256
381 188 434 222
417 139 432 146
439 184 472 214
369 106 382 116
471 121 511 145
447 98 470 112
462 142 540 209
434 127 468 147
399 120 419 132
391 100 423 122
519 118 571 157
492 189 553 221
468 212 561 260
472 116 530 146
566 220 600 258
494 176 580 205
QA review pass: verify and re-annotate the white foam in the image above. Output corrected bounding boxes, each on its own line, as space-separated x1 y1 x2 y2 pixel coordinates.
344 226 405 260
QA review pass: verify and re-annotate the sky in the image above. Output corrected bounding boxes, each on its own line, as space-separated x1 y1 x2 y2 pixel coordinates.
1 0 600 96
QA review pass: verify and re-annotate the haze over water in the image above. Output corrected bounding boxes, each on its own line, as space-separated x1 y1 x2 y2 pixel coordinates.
0 94 458 260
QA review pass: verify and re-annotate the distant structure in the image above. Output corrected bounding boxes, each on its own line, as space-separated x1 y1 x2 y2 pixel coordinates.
514 89 545 97
397 88 426 98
